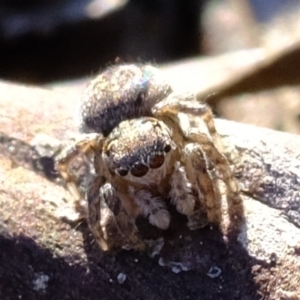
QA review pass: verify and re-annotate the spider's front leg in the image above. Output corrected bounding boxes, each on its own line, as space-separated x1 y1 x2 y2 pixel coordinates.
153 99 244 232
182 143 223 229
55 133 102 206
87 176 146 252
168 162 196 218
187 130 244 232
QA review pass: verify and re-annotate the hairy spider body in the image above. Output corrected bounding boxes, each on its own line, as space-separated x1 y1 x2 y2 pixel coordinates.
86 117 221 251
78 64 172 136
57 64 243 252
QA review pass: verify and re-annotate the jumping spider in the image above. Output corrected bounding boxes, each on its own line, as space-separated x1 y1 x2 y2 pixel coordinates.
57 64 243 252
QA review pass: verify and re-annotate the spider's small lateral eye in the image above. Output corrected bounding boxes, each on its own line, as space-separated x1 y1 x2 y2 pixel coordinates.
131 163 148 177
149 154 164 169
164 144 172 153
116 168 128 176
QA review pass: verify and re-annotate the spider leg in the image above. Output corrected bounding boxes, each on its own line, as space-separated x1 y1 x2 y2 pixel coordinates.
87 176 145 251
169 161 196 217
182 143 222 229
56 133 102 202
152 93 223 152
153 104 243 233
187 130 244 232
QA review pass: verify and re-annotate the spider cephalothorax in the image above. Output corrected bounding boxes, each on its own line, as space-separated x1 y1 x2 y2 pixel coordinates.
57 63 243 252
102 117 175 184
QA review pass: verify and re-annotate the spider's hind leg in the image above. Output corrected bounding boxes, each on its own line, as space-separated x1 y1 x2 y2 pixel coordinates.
152 93 224 152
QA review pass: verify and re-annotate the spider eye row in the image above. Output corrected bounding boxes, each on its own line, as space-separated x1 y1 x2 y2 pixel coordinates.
115 143 171 177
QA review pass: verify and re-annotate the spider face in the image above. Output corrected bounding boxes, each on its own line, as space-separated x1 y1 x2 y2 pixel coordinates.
102 118 176 186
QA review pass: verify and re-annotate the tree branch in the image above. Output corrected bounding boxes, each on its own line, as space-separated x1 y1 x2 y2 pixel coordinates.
1 81 300 299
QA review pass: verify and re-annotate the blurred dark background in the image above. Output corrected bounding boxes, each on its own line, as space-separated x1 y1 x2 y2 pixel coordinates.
0 0 298 84
0 0 205 83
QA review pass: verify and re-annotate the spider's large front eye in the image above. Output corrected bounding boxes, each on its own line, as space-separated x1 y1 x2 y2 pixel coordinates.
149 154 164 169
131 163 148 177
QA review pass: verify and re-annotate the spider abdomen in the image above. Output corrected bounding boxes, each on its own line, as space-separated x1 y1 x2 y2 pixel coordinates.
78 64 172 136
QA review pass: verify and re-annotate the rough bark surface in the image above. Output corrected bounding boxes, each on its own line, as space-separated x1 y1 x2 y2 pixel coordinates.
0 81 300 300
